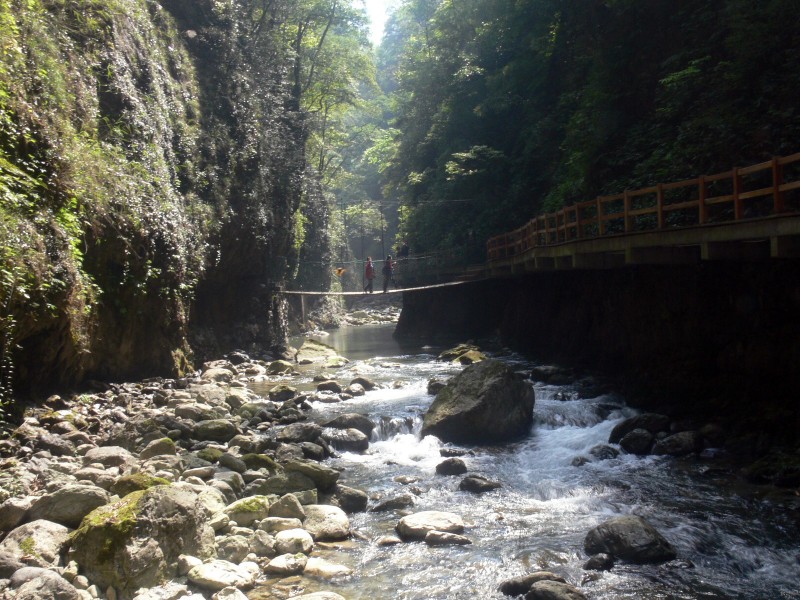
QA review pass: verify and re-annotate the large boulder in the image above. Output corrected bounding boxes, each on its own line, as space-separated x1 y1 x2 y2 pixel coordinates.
0 519 71 567
296 340 347 366
321 427 369 453
421 359 534 444
8 566 80 600
28 483 111 528
396 511 464 541
459 475 502 494
609 414 670 444
277 423 323 444
326 484 368 514
194 419 238 442
499 572 566 596
619 429 654 455
68 485 215 596
302 505 350 541
322 413 375 437
283 460 340 491
187 559 259 591
0 549 25 577
525 580 587 600
584 515 676 564
275 528 314 555
0 496 33 533
83 446 136 469
652 431 703 456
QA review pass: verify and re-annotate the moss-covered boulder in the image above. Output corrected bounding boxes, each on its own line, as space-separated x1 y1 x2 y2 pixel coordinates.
267 360 295 375
241 454 280 473
110 473 171 499
196 448 224 463
222 496 272 527
437 343 481 362
295 340 346 365
68 485 215 596
194 420 238 442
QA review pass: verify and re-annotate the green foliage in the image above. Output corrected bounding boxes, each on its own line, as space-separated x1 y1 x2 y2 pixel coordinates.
375 0 800 255
0 264 19 419
285 0 379 291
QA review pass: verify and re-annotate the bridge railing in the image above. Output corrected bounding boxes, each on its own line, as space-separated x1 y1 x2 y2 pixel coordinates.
487 152 800 261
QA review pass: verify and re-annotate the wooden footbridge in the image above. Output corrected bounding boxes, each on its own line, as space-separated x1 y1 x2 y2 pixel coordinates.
285 151 800 298
485 151 800 275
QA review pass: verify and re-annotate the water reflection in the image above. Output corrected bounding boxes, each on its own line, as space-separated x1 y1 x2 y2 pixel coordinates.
296 323 423 362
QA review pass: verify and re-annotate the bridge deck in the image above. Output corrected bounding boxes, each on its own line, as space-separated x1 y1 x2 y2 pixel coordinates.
282 280 473 295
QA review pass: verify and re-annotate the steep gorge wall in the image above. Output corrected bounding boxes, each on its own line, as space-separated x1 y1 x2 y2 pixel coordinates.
398 262 800 445
0 0 303 397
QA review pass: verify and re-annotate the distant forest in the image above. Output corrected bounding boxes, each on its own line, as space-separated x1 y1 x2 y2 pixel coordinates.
369 0 800 256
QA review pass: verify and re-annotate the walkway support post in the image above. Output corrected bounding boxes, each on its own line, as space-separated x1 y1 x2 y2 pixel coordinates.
773 157 785 214
623 189 631 233
733 167 743 220
597 197 605 236
698 176 707 225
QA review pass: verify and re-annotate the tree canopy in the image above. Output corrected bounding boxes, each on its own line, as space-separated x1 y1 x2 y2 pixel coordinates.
364 0 800 257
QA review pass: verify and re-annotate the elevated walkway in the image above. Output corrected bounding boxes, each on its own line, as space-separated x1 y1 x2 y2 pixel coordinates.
286 152 800 295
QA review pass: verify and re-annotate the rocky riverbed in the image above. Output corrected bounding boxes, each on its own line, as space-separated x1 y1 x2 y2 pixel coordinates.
0 337 376 600
1 310 799 600
0 335 678 600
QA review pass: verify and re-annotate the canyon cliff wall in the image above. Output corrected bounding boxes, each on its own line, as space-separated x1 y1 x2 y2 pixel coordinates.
0 0 304 396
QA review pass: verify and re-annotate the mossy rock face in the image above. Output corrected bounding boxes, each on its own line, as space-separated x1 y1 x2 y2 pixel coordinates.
268 360 295 375
437 343 481 362
241 453 280 472
222 496 271 526
68 485 215 595
111 473 171 498
197 448 224 463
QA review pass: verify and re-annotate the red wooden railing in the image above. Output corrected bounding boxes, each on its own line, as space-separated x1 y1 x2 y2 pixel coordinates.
487 152 800 261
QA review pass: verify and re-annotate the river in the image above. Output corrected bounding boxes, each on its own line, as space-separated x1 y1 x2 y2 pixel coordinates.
251 323 800 600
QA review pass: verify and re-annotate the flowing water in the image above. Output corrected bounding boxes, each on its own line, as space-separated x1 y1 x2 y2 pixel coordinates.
251 324 800 600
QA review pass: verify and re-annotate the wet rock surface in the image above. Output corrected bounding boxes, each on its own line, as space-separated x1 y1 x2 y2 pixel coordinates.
421 359 535 444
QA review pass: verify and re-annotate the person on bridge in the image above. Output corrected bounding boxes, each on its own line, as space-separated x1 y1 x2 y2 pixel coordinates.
364 257 375 293
382 255 394 293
